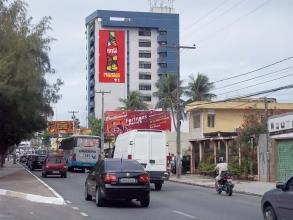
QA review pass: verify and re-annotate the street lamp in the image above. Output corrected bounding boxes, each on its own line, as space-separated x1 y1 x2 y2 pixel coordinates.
96 90 111 159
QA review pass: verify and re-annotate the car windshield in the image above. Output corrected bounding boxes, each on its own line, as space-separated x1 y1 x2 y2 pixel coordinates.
105 160 144 172
37 156 46 161
47 157 65 164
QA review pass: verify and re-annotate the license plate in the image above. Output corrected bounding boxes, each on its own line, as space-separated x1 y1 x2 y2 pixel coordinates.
119 178 137 183
52 171 59 174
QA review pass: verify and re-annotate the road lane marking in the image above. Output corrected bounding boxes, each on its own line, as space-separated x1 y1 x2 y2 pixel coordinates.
80 212 88 217
66 200 72 204
173 210 198 219
72 206 79 210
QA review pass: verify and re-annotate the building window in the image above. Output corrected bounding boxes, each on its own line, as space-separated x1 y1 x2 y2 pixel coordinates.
208 114 215 128
193 114 200 128
159 30 167 35
139 61 151 69
270 123 274 130
139 50 151 58
140 95 152 102
159 63 167 68
139 28 151 36
139 72 151 80
139 84 151 91
139 39 151 47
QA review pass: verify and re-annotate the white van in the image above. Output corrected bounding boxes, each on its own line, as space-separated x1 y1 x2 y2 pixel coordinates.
113 129 169 190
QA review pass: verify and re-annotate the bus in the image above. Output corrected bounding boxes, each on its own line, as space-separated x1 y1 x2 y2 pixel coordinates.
59 135 101 172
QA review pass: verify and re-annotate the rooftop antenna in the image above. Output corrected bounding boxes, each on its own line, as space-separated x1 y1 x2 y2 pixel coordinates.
148 0 175 13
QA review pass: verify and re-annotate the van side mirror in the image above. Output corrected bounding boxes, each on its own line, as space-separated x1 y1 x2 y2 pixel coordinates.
276 182 285 190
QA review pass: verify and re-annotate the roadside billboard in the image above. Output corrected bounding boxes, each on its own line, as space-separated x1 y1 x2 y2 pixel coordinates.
47 121 74 135
104 111 171 137
99 30 125 83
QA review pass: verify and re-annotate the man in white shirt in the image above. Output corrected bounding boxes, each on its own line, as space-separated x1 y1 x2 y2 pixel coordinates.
215 157 228 182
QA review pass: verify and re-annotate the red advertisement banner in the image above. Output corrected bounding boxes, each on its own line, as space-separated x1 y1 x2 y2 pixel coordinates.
104 111 171 137
99 30 125 83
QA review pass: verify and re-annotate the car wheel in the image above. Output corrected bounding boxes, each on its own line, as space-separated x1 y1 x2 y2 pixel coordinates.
62 173 67 178
263 205 277 220
140 195 150 207
155 183 162 191
84 185 92 201
42 172 47 178
95 187 105 207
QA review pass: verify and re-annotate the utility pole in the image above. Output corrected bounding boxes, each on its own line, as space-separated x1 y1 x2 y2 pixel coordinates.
166 44 196 178
69 110 79 134
96 90 111 159
264 97 270 181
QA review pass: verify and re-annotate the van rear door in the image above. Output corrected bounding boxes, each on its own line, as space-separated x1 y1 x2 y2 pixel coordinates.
133 132 149 167
149 132 166 172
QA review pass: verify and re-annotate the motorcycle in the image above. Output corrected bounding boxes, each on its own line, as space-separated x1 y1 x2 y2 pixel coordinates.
215 171 234 196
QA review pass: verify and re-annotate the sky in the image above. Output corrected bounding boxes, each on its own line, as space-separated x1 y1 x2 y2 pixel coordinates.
24 0 293 126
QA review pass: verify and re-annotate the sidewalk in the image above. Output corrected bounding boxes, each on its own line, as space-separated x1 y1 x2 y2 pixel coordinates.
0 160 64 205
169 174 275 196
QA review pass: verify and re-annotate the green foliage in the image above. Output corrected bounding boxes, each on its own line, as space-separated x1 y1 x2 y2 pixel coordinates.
153 74 185 130
198 161 214 173
0 0 62 155
119 91 148 110
88 116 101 136
185 73 216 103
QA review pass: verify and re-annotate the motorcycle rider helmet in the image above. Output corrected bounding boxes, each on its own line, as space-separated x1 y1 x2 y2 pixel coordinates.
217 157 225 163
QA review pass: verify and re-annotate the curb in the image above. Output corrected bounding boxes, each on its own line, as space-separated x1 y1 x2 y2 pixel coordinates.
0 189 64 205
168 179 262 197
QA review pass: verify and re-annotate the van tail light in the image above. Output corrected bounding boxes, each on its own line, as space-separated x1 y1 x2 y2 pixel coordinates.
72 153 76 161
128 154 132 160
103 173 117 184
138 174 150 184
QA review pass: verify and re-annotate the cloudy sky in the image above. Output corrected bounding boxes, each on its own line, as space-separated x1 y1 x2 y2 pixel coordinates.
25 0 293 126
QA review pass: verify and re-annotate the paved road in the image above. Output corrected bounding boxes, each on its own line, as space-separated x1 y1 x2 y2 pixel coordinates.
33 170 263 220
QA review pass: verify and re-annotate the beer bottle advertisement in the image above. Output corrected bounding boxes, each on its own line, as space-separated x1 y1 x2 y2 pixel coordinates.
99 30 125 83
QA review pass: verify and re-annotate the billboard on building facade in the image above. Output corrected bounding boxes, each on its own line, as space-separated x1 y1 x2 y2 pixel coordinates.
47 121 74 135
104 111 171 137
99 30 125 83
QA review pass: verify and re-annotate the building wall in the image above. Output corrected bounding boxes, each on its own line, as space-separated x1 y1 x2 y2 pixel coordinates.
86 10 179 120
166 132 192 155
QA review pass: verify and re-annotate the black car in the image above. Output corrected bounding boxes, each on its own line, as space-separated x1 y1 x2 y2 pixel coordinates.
84 159 150 207
27 155 46 171
261 176 293 220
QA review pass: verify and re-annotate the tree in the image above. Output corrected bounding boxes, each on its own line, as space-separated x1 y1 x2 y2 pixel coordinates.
153 74 184 130
0 0 63 166
185 73 216 103
119 91 148 110
88 116 101 136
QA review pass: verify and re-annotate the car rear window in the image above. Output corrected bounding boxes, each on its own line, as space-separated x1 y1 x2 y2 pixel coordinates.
47 157 65 163
105 160 144 172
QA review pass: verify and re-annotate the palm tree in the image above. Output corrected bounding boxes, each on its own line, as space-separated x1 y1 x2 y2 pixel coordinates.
153 74 184 130
119 91 148 110
185 73 216 103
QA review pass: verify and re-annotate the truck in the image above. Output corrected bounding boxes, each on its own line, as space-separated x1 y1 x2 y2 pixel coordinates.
113 129 169 190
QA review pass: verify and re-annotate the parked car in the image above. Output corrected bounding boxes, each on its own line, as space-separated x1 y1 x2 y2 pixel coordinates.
42 155 67 178
27 155 46 170
261 176 293 220
84 159 150 207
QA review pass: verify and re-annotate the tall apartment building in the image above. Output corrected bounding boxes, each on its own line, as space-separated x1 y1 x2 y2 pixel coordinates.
85 10 179 119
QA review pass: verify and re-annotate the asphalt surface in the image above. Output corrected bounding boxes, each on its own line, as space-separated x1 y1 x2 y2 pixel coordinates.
31 170 263 220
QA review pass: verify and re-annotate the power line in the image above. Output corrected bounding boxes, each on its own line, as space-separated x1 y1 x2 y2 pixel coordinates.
197 0 272 44
181 0 230 36
213 66 293 91
211 55 293 84
217 71 293 97
188 84 293 108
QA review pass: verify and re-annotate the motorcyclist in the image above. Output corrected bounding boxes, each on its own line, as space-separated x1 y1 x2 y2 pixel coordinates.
215 157 228 186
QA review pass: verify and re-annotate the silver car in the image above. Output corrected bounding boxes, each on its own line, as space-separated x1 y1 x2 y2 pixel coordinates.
261 176 293 220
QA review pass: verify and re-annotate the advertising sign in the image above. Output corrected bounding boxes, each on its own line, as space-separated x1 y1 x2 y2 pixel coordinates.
104 111 171 137
99 30 125 83
268 113 293 136
47 121 74 135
